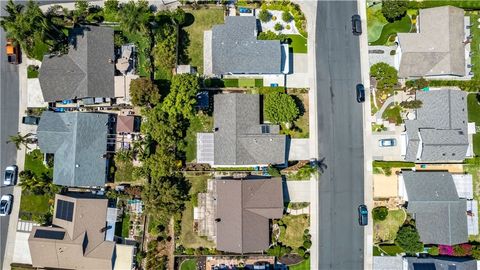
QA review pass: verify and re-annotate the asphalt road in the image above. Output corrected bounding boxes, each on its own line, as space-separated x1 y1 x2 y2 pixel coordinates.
315 1 365 269
0 0 20 264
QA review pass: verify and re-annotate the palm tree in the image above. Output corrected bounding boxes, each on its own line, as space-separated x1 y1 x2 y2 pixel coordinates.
7 132 34 150
118 0 152 36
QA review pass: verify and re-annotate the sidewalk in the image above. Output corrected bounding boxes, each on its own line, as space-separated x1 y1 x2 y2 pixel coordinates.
357 0 374 269
293 0 319 269
2 52 30 270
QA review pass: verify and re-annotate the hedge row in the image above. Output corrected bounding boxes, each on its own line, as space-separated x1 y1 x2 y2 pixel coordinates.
372 160 415 168
406 1 480 10
407 79 480 92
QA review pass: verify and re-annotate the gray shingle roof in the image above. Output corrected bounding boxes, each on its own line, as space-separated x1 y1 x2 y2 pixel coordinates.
39 26 115 102
406 257 477 270
210 16 281 74
37 111 110 187
402 171 468 245
405 89 468 162
398 6 466 78
213 94 286 166
215 178 283 253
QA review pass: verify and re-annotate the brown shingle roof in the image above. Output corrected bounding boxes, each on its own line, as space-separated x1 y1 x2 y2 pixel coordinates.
28 193 115 269
215 178 283 253
116 115 135 133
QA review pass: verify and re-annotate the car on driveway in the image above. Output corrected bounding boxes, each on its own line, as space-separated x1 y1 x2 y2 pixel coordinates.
379 138 397 147
351 15 362 35
356 84 365 103
22 116 40 125
358 204 368 226
4 165 18 186
0 195 13 216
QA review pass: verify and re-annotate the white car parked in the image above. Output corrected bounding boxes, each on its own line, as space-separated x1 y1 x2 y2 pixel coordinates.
3 165 18 186
0 194 13 216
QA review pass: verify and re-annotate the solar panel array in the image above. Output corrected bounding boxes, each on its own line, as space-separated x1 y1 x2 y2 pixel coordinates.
55 199 74 221
34 229 65 240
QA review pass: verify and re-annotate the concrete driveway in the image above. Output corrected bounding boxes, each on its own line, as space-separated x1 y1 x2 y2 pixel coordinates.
371 127 403 161
283 180 311 202
288 138 310 161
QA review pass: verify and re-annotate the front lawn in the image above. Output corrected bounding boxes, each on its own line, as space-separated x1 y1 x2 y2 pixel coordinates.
180 259 197 270
367 4 388 43
114 159 135 183
116 213 131 238
288 259 310 270
382 104 403 125
178 174 214 248
280 93 309 138
467 94 480 156
370 15 412 46
278 214 310 248
25 149 52 178
19 192 52 221
287 34 307 54
184 8 225 74
373 209 406 243
377 244 404 255
185 112 213 162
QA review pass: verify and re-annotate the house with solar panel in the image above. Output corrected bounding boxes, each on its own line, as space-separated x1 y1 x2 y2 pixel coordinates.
203 16 290 76
28 193 134 269
196 93 287 167
36 111 116 187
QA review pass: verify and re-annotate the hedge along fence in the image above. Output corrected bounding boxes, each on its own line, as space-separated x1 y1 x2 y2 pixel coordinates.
260 1 308 38
372 160 415 168
406 1 480 10
406 79 480 92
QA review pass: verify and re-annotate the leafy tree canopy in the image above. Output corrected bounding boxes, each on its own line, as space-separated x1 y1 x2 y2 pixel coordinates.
129 77 160 107
118 0 152 35
395 225 423 254
264 92 300 124
152 24 177 70
258 9 272 23
161 74 199 119
381 0 408 22
370 62 398 91
282 11 293 23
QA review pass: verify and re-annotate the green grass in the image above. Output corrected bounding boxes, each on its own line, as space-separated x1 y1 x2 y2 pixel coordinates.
378 244 404 255
278 214 310 248
468 94 480 155
373 246 381 256
27 65 39 79
466 161 480 242
367 4 388 43
287 34 307 54
370 15 412 46
19 192 52 220
255 78 264 87
372 123 387 132
185 112 214 162
373 209 406 243
288 259 310 270
372 161 415 168
122 213 130 238
114 159 135 183
25 149 52 178
470 13 480 80
184 8 225 74
382 104 403 125
122 31 151 77
180 259 197 270
32 37 49 61
407 0 480 9
223 79 239 87
178 174 214 248
238 78 256 87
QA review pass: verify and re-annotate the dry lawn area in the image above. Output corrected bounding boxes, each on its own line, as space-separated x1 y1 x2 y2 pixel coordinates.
373 209 406 244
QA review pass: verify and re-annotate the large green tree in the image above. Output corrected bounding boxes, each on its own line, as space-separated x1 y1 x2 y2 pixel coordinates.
370 62 398 91
161 74 199 119
142 174 190 221
129 77 160 107
395 225 423 254
7 132 34 150
381 0 408 22
152 24 177 70
264 92 300 125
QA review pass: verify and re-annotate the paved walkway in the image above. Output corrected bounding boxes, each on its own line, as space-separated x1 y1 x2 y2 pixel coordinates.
17 220 39 232
374 91 411 123
286 205 310 215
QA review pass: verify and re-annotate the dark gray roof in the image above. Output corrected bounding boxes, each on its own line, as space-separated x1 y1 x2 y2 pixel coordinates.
211 16 281 74
402 171 468 245
37 111 110 187
39 26 115 102
406 257 477 270
215 178 283 253
405 89 468 162
213 94 286 165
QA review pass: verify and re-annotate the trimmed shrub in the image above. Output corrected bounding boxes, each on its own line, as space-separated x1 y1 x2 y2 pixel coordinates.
372 206 389 221
274 23 283 31
428 246 439 256
303 240 312 249
258 9 272 22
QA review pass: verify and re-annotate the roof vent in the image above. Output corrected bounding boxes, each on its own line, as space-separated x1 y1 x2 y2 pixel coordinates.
75 164 80 168
215 218 221 223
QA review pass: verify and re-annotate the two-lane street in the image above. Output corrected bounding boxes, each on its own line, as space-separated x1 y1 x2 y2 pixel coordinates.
0 0 20 265
316 1 365 269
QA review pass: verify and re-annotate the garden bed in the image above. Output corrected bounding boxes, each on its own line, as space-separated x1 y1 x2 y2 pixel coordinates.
382 104 403 125
277 214 310 248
